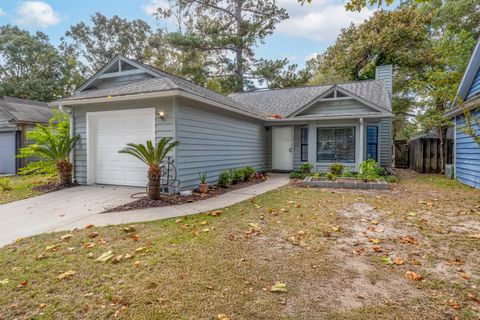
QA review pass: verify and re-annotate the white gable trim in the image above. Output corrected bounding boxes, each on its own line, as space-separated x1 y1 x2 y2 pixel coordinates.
288 85 391 118
456 37 480 101
75 55 160 93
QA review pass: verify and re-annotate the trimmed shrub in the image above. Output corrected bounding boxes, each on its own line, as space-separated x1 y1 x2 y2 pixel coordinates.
358 159 381 182
325 172 336 181
330 163 344 175
289 171 306 179
0 178 13 191
299 162 314 174
231 169 245 184
385 175 400 183
218 170 232 188
243 166 256 181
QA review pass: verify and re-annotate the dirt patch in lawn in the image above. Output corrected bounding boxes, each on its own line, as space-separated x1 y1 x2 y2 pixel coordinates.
103 178 266 213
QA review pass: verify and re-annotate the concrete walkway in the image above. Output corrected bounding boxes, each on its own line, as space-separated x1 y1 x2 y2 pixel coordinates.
0 174 289 247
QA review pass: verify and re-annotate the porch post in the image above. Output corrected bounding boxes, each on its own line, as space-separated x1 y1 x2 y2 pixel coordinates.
308 123 316 166
359 118 364 164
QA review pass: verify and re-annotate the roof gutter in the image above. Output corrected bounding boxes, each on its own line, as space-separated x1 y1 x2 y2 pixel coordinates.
444 98 480 118
265 113 393 125
50 90 264 121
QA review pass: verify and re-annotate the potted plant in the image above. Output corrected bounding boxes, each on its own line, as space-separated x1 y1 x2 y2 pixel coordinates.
199 172 208 193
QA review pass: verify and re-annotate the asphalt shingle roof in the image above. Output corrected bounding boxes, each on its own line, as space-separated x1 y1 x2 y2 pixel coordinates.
58 58 258 117
0 96 53 124
229 80 392 118
57 56 391 119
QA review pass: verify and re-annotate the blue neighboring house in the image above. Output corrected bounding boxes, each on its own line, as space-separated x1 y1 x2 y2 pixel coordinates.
445 38 480 189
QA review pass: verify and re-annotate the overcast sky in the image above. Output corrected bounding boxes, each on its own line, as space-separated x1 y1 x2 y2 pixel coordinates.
0 0 385 68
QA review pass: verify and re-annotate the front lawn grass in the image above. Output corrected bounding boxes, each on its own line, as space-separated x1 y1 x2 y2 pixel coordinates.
0 172 479 319
0 174 57 205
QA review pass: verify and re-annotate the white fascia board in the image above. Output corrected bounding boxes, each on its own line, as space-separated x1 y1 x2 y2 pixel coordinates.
265 113 392 125
49 90 264 121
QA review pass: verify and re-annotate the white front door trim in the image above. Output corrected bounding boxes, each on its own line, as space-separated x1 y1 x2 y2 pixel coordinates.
86 108 156 186
272 126 294 171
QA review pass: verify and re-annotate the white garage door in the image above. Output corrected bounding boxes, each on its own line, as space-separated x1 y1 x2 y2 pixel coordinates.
91 108 155 187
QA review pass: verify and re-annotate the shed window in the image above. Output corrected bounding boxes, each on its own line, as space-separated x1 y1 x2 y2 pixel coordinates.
366 126 378 161
301 128 308 162
317 127 355 163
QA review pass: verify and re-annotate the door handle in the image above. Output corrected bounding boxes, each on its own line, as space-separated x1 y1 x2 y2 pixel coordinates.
289 148 293 152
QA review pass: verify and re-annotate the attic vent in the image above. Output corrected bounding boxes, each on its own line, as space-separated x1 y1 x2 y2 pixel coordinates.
121 60 136 71
324 90 348 99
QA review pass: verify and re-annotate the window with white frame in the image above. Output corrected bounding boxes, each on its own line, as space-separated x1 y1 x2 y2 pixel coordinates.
316 127 355 163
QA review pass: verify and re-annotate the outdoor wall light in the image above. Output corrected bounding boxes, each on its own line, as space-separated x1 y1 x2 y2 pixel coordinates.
157 111 165 119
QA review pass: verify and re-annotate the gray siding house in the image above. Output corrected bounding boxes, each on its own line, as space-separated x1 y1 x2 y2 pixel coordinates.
0 97 54 174
52 56 392 190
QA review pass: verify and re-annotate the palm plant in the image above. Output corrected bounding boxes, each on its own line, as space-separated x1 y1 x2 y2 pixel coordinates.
33 129 80 186
119 137 180 200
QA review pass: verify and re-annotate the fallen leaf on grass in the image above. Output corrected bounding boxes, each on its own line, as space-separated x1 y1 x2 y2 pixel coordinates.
449 298 460 309
460 273 470 280
393 258 404 265
60 234 73 241
96 250 114 262
467 293 480 304
17 280 28 288
45 244 58 252
331 226 340 232
84 243 96 249
57 270 76 280
368 238 381 244
209 210 224 216
270 282 287 293
405 271 423 281
39 303 47 309
130 234 139 241
85 224 95 229
88 232 99 238
372 245 383 252
134 247 146 253
398 236 418 245
0 278 9 285
468 234 480 239
217 314 229 320
112 255 123 264
122 225 136 233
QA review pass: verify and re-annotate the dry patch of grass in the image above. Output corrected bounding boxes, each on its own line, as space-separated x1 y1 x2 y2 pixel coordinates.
0 171 479 319
0 174 57 205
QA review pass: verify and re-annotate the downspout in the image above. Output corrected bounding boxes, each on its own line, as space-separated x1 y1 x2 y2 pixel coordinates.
59 105 75 181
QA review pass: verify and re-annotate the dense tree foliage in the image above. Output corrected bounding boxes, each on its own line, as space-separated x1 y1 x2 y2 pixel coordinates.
153 0 289 93
0 25 84 101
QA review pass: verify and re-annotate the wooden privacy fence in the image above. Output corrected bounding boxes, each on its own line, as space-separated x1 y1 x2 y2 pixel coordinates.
407 138 453 173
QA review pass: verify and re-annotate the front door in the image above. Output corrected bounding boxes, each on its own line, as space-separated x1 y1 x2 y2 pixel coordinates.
272 126 294 171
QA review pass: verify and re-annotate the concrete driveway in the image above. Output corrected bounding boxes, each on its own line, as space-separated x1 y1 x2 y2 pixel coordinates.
0 185 143 246
0 174 290 247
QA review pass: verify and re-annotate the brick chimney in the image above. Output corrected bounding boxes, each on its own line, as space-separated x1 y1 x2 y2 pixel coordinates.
375 65 393 102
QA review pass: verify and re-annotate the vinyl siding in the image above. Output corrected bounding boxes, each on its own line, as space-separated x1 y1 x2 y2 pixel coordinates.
293 126 302 170
71 98 174 185
175 101 268 190
378 117 392 167
0 108 16 131
466 68 480 101
455 110 480 189
300 99 379 117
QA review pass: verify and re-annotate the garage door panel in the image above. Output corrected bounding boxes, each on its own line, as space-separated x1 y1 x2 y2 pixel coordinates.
92 109 154 187
0 132 16 174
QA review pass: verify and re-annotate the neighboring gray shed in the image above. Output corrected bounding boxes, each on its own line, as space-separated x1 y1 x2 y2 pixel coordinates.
52 56 393 190
0 97 54 174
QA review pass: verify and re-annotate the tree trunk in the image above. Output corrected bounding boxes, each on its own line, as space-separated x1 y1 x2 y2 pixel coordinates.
438 127 447 174
57 160 73 186
234 0 244 92
148 165 162 200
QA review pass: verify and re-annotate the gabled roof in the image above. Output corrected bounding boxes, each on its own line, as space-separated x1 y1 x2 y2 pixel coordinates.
456 37 480 101
56 55 259 117
0 96 53 124
446 37 480 117
228 80 392 118
55 55 391 120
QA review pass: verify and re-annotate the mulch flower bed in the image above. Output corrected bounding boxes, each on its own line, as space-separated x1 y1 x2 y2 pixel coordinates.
103 178 266 213
33 181 76 193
